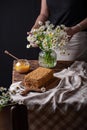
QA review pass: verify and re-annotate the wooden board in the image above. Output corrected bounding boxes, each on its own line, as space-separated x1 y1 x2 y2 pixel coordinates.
20 77 60 92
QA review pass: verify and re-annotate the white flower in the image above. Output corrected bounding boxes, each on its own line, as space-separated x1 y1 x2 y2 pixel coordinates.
41 87 46 92
26 44 31 48
38 21 43 26
0 86 14 110
27 20 69 53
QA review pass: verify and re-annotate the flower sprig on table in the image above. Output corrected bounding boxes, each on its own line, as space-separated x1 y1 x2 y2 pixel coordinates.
27 21 69 53
0 87 14 110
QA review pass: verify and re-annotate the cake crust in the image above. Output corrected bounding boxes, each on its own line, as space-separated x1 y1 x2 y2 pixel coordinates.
23 67 54 89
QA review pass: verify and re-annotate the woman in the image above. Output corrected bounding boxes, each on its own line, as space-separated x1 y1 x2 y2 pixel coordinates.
30 0 87 61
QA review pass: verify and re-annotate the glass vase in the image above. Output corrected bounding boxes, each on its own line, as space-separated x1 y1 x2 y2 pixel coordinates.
38 49 57 68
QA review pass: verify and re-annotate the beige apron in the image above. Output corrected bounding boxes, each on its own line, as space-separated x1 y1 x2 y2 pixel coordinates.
55 31 87 61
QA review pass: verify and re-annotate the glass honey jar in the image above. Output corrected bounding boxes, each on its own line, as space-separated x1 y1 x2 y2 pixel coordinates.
15 59 30 73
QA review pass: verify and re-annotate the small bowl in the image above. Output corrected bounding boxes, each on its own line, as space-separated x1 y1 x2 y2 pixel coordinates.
15 59 30 73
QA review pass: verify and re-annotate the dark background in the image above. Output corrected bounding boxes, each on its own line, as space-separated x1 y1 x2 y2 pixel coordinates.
0 0 41 88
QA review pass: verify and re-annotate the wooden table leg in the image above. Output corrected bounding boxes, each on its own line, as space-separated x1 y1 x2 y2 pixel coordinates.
11 104 29 130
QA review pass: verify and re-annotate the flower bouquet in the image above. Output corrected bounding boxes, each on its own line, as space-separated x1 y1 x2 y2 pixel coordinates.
0 87 14 110
27 21 69 68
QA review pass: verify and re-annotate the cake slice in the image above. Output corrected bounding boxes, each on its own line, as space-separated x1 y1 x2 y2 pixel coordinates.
23 67 54 89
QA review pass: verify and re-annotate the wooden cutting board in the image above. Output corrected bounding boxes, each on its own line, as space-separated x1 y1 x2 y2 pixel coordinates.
19 77 60 95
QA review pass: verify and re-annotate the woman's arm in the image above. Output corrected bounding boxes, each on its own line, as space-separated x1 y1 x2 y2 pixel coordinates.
32 0 49 29
65 18 87 39
72 18 87 33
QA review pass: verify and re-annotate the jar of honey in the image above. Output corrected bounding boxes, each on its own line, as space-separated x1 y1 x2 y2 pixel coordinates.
15 59 30 73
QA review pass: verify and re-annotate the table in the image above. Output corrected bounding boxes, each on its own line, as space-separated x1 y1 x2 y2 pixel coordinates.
12 60 74 92
12 60 87 130
12 60 73 82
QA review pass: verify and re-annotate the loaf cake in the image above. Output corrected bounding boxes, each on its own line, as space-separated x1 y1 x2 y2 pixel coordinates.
23 67 54 89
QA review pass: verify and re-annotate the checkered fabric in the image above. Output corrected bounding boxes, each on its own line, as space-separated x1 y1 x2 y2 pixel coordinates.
28 104 87 130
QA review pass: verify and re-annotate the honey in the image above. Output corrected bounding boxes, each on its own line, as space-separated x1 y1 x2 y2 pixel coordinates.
15 59 30 73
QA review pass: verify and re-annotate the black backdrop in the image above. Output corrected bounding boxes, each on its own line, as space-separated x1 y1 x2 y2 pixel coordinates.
0 0 41 88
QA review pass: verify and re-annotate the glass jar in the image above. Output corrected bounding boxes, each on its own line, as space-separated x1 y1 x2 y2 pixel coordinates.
38 49 57 68
15 59 30 73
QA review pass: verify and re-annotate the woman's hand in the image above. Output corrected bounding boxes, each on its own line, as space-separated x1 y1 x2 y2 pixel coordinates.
65 24 83 40
64 27 75 40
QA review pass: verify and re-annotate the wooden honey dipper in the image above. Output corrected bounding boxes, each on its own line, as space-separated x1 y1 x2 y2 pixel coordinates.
4 50 19 60
4 50 30 74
